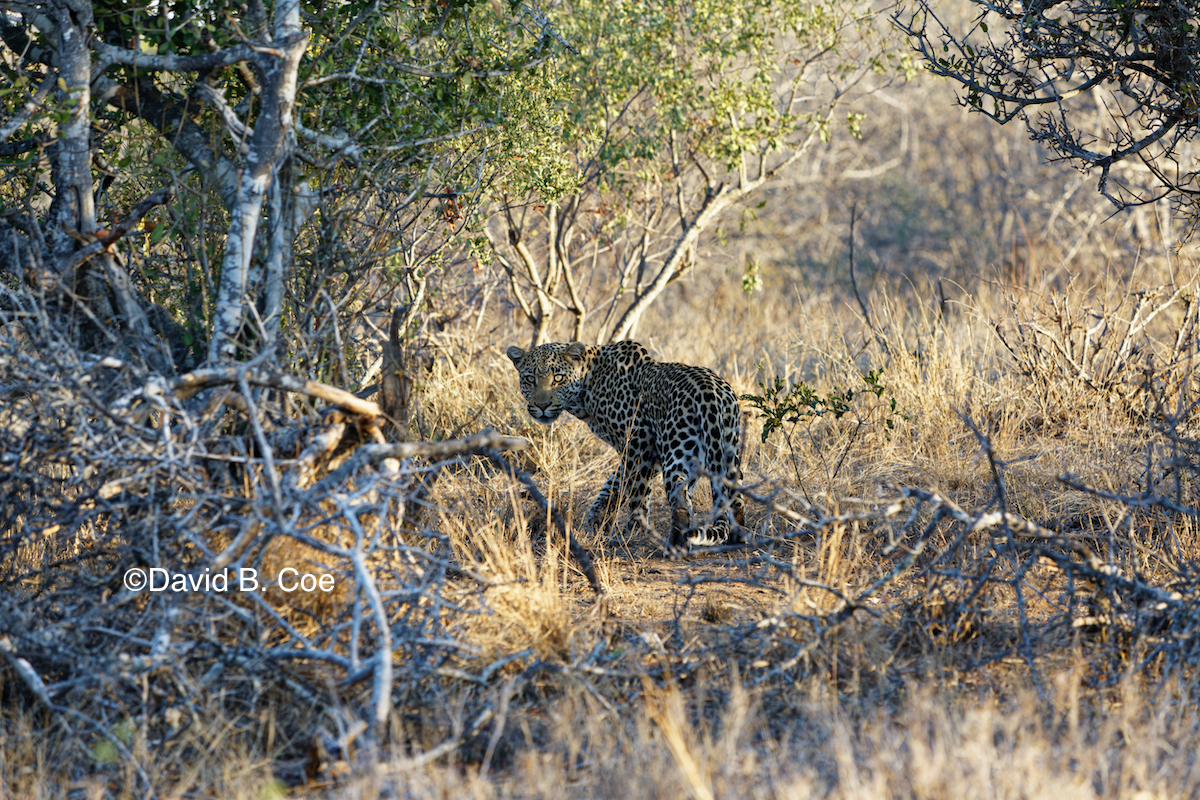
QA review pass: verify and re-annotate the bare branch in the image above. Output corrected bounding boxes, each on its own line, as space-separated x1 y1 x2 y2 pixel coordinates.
92 39 257 72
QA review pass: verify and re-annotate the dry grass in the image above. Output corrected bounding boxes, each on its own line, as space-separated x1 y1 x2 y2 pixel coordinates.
6 65 1200 800
259 253 1200 798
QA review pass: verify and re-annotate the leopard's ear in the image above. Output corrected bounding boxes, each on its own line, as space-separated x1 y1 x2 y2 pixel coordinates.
506 346 526 365
565 342 588 361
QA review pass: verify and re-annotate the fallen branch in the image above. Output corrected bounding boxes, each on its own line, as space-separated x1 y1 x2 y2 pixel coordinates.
312 428 530 492
114 366 384 419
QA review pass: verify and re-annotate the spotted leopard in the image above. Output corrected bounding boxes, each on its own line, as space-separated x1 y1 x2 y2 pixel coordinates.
506 340 745 553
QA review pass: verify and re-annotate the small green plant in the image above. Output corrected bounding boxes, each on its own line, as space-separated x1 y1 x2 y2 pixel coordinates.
863 367 905 434
742 367 906 493
741 258 763 293
741 376 854 444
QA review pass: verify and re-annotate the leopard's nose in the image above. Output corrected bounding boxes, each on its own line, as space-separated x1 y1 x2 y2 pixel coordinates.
534 402 550 411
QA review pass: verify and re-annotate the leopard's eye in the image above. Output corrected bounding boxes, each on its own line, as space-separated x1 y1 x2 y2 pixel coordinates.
553 374 566 385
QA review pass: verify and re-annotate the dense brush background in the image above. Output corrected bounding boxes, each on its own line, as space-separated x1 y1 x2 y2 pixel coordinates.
4 0 1200 797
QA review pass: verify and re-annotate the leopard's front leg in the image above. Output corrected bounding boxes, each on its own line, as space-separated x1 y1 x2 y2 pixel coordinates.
587 455 658 542
585 469 624 533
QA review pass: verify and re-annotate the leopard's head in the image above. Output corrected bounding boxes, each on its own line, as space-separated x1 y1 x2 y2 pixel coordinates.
506 341 593 424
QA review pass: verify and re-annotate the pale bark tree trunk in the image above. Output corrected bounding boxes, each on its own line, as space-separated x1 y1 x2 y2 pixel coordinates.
209 0 309 363
49 0 174 373
48 0 95 271
605 106 837 342
606 184 734 342
261 148 294 345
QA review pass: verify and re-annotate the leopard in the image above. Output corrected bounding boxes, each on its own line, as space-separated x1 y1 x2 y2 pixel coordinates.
506 340 745 554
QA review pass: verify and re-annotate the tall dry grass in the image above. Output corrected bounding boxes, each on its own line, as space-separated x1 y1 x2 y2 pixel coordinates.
287 246 1200 798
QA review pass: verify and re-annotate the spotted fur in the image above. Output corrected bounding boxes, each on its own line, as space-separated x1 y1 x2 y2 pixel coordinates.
506 340 745 553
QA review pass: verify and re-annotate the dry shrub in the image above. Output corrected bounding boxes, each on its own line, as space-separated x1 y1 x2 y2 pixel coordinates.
0 304 553 796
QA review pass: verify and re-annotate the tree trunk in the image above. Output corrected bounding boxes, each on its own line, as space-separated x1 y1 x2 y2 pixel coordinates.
209 0 309 363
48 0 96 275
45 0 173 373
